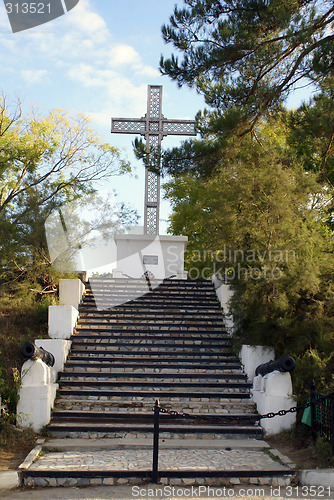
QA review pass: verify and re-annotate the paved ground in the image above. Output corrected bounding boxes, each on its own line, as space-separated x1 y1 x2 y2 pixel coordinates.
28 448 289 473
1 438 329 499
20 437 294 489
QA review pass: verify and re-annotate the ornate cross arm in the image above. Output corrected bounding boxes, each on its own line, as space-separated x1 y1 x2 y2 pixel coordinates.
111 119 146 134
111 118 196 137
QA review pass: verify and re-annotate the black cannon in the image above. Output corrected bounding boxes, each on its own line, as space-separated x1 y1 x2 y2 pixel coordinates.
21 342 55 367
255 355 295 377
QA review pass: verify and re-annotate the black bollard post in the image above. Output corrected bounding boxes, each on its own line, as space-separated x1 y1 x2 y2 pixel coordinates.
152 399 160 484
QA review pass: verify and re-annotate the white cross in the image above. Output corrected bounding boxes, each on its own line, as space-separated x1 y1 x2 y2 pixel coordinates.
111 85 196 235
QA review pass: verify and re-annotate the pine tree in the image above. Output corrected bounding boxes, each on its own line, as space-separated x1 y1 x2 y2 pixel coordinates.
160 0 334 134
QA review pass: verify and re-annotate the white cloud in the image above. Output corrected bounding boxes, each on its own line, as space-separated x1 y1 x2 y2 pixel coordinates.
67 63 115 88
106 45 160 78
0 6 10 29
109 45 140 66
0 0 158 82
22 69 49 85
64 0 109 43
0 0 110 61
134 64 160 78
86 110 111 129
0 0 163 132
67 64 148 116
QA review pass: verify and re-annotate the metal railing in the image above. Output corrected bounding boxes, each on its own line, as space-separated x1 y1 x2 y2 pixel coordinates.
310 381 334 451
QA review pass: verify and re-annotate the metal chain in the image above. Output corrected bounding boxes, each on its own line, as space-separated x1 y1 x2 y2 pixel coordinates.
256 401 311 420
156 401 312 424
158 406 258 425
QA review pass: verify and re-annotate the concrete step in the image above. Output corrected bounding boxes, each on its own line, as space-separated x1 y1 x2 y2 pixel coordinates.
59 371 247 382
74 325 227 333
54 399 257 414
58 381 252 393
69 348 233 356
64 362 243 373
86 281 215 293
70 339 231 348
88 278 213 286
42 436 270 450
79 302 221 311
46 422 263 439
77 320 225 328
79 310 224 318
57 390 251 401
71 332 230 341
66 351 240 360
81 301 221 310
71 333 229 341
84 284 217 291
50 410 259 423
70 341 232 351
85 292 219 304
86 289 217 294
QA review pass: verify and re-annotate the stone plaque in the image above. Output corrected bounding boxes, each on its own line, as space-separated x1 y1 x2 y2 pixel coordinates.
143 255 158 265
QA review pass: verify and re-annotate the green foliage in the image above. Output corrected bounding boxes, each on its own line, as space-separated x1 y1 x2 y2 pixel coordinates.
160 0 334 424
91 272 114 278
160 0 334 134
164 117 334 400
268 426 334 468
0 281 60 415
0 416 37 452
0 368 21 417
285 93 334 184
0 95 131 281
312 436 334 467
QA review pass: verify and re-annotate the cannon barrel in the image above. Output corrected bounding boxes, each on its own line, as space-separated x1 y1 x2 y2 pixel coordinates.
21 342 55 367
255 355 295 377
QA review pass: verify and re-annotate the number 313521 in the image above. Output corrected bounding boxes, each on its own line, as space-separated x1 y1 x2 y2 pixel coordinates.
286 486 331 497
5 3 51 14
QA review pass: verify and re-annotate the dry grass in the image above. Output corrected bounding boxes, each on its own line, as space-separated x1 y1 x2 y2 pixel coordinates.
267 425 334 469
0 422 37 470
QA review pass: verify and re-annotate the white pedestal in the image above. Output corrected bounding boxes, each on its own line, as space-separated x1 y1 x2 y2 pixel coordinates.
212 277 234 333
59 279 85 310
113 234 188 280
240 344 275 382
48 305 78 339
17 359 58 432
252 371 296 435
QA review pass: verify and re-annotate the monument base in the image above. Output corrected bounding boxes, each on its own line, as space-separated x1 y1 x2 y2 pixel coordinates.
112 233 188 280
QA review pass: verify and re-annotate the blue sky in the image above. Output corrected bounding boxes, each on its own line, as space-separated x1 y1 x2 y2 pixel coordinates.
0 0 311 234
0 0 206 233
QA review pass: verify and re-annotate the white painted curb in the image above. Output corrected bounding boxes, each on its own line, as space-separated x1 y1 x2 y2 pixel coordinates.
0 471 19 490
300 469 334 487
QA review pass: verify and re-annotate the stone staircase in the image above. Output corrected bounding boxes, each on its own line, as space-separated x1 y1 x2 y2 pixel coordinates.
48 278 262 439
21 278 296 488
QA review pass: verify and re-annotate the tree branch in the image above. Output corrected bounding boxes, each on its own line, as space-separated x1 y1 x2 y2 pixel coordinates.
320 130 334 174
